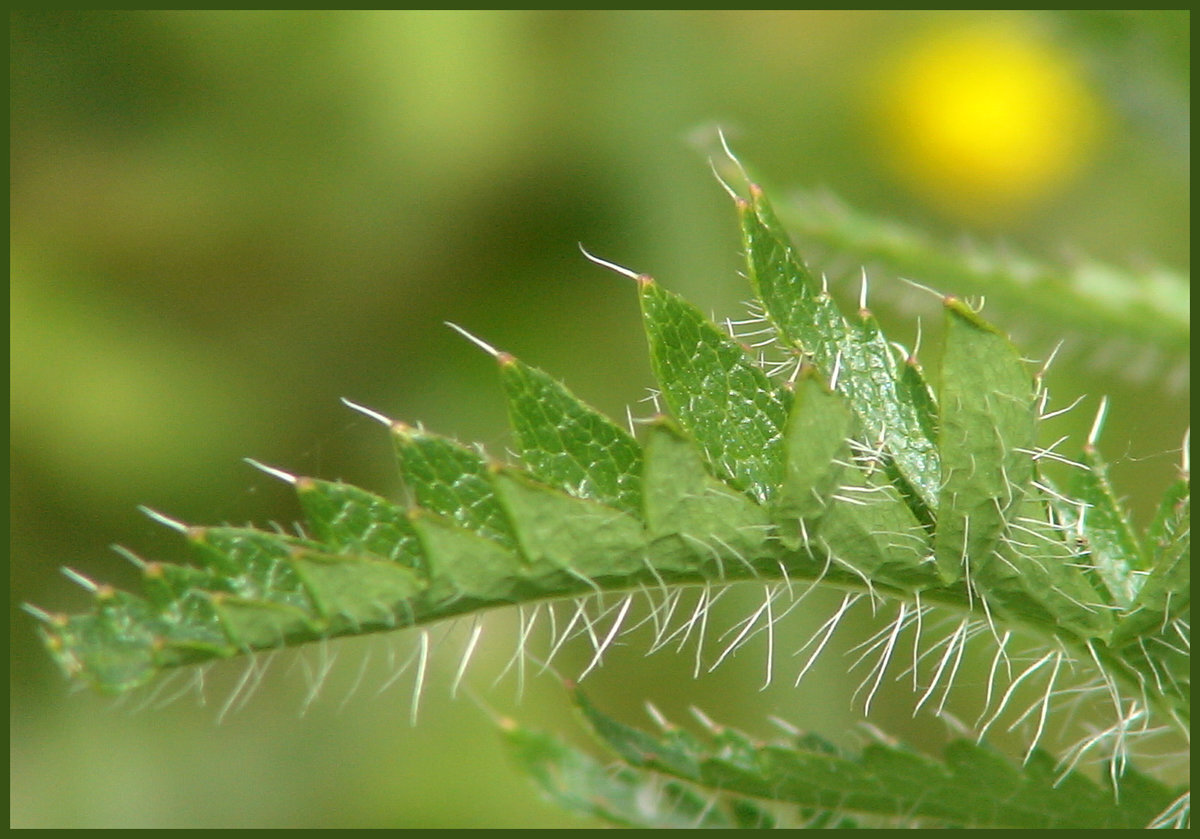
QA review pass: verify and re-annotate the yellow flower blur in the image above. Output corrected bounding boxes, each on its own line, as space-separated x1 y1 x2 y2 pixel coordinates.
876 20 1103 223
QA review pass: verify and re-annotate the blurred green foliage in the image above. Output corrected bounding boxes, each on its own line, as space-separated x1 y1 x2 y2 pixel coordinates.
11 10 1188 828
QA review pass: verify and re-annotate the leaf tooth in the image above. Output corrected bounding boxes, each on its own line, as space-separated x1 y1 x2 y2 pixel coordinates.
1060 440 1148 608
488 464 646 584
390 423 517 550
933 298 1036 585
185 527 321 617
739 186 940 512
205 589 317 653
772 367 855 547
1110 476 1189 650
295 477 426 572
403 506 534 605
287 548 426 632
139 559 221 607
496 350 644 517
639 276 789 504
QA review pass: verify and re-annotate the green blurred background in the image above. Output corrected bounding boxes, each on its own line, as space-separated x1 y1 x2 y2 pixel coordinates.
11 11 1188 828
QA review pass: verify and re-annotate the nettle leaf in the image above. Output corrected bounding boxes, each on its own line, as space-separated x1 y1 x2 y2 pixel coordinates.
501 716 785 829
638 273 791 504
497 351 644 516
32 171 1188 828
541 687 1181 830
740 187 940 516
934 299 1036 585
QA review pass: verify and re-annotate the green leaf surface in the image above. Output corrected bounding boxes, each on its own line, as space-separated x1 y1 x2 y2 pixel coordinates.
813 467 935 590
499 353 644 517
1062 444 1149 607
569 688 1181 830
295 477 424 569
639 275 790 504
289 550 425 631
393 424 516 549
933 299 1036 584
32 176 1187 821
740 186 940 513
640 418 774 578
771 369 855 540
500 718 780 829
978 489 1113 638
490 467 647 583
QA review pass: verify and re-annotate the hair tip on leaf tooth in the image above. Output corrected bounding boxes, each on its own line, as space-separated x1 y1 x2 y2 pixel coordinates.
1086 396 1110 449
244 458 297 485
897 275 945 302
60 566 99 593
22 602 61 625
137 505 188 533
708 157 742 201
1180 428 1190 478
110 544 146 569
578 244 644 282
340 397 393 427
716 126 747 171
445 321 501 358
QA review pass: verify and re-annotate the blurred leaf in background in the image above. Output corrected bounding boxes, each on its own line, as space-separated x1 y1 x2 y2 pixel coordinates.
11 10 1187 828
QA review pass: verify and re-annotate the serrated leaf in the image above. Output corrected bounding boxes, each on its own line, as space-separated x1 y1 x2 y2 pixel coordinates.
1061 444 1149 607
498 353 644 516
295 477 425 570
392 425 516 548
32 175 1187 811
499 718 777 829
771 369 855 542
640 418 774 579
639 275 790 504
38 591 171 693
740 186 940 512
489 466 647 583
934 299 1036 584
571 688 1181 829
